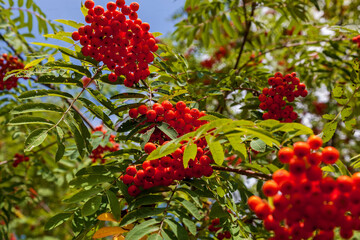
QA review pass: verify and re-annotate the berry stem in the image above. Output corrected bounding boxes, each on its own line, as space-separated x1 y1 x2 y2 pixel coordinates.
212 166 271 180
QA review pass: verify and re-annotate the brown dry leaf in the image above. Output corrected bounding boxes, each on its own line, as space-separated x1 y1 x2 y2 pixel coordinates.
97 212 119 222
93 226 128 239
113 235 125 240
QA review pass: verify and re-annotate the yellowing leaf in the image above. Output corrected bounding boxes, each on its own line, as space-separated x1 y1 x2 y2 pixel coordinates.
97 213 119 222
93 227 128 239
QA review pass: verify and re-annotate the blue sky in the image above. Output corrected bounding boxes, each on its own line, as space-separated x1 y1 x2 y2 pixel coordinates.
36 0 185 35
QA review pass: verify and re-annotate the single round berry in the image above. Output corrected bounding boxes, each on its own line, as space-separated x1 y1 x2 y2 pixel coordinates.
146 110 157 121
94 5 105 15
126 166 137 176
130 2 140 11
144 142 156 154
129 108 138 118
71 31 80 41
84 0 95 9
278 147 294 163
293 142 310 158
307 135 323 150
262 180 279 197
322 146 339 164
138 105 148 115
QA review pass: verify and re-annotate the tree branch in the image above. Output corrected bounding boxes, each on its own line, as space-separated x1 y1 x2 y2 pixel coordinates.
212 166 271 180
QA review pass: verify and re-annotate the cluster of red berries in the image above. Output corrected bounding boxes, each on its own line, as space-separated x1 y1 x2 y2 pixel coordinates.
12 153 29 167
352 35 360 48
0 53 25 91
258 72 308 122
225 153 242 166
200 46 227 69
208 218 232 239
123 101 214 197
247 136 360 239
89 125 119 163
129 100 207 139
72 0 158 87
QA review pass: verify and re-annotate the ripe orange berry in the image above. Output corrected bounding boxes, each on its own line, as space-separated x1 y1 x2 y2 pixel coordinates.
293 142 310 158
278 147 294 163
272 169 290 185
248 195 262 211
307 135 323 150
262 180 279 197
254 202 271 219
322 146 339 164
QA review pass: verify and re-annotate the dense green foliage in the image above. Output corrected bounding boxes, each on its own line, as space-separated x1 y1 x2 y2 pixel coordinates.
1 0 360 239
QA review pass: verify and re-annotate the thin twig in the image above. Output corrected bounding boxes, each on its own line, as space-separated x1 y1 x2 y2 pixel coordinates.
0 33 24 61
46 66 104 134
234 2 256 70
236 36 346 72
212 166 271 180
331 85 360 123
157 183 179 235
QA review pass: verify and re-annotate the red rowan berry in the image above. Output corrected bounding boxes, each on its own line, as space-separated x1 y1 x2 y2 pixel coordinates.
272 169 290 185
106 2 117 11
146 110 157 121
248 195 262 211
94 5 105 15
122 174 134 185
262 180 279 197
278 147 294 163
126 166 137 176
129 108 138 118
307 152 322 166
337 176 353 193
130 2 140 11
108 72 117 82
128 185 140 196
254 202 271 219
144 142 156 154
141 22 150 31
72 31 81 41
289 157 306 176
84 0 95 9
138 105 148 115
322 146 339 164
293 142 310 158
307 135 322 150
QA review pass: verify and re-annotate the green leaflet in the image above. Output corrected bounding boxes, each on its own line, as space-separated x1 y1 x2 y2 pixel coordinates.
8 116 54 126
24 128 48 151
18 89 73 99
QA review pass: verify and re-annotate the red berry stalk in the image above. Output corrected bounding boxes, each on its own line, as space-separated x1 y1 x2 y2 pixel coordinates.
0 53 25 91
258 72 308 122
72 1 158 87
123 101 214 197
247 135 360 239
89 125 119 163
